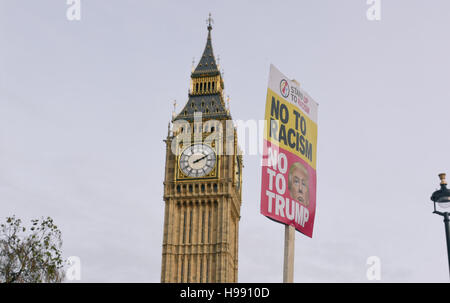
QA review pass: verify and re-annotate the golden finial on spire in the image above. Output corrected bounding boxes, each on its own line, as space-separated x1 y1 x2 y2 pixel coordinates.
206 13 214 31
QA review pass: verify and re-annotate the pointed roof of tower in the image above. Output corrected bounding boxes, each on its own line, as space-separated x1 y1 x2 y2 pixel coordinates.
173 15 231 122
191 14 220 78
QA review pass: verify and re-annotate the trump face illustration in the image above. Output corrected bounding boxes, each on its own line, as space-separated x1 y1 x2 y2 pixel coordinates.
288 162 309 207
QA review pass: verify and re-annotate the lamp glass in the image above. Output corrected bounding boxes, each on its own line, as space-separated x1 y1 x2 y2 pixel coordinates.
437 197 450 209
438 202 450 209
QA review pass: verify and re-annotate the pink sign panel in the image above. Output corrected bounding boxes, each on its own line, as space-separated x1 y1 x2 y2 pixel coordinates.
260 140 316 237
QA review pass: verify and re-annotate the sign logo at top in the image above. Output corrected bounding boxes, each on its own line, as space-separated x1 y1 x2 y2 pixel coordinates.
280 79 290 98
280 78 310 115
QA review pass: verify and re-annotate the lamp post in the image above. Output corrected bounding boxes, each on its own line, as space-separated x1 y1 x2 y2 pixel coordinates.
430 173 450 277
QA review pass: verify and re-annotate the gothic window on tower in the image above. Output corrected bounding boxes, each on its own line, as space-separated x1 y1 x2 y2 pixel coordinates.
187 260 191 283
188 210 193 243
206 256 209 282
180 258 184 283
208 209 211 242
200 258 203 283
183 209 187 244
201 210 205 242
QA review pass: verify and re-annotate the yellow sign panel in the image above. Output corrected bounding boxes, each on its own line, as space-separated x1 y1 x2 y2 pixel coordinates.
264 88 318 170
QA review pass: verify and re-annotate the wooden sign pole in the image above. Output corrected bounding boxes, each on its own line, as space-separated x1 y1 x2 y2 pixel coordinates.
283 224 295 283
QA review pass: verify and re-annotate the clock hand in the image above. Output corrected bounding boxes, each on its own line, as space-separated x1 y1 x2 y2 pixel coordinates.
193 155 208 164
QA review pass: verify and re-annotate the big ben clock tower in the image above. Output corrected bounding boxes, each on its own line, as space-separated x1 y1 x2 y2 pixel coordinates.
161 16 243 283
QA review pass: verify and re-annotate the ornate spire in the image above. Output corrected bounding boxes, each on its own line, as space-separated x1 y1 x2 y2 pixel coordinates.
171 100 177 119
191 57 195 72
173 15 230 122
191 13 219 78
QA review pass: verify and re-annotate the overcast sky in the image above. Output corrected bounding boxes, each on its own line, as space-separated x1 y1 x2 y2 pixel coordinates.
1 0 450 282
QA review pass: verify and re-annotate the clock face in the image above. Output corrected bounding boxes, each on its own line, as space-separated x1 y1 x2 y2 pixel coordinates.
179 144 216 178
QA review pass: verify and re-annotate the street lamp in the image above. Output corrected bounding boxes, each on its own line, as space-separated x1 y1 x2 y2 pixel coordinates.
430 173 450 277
